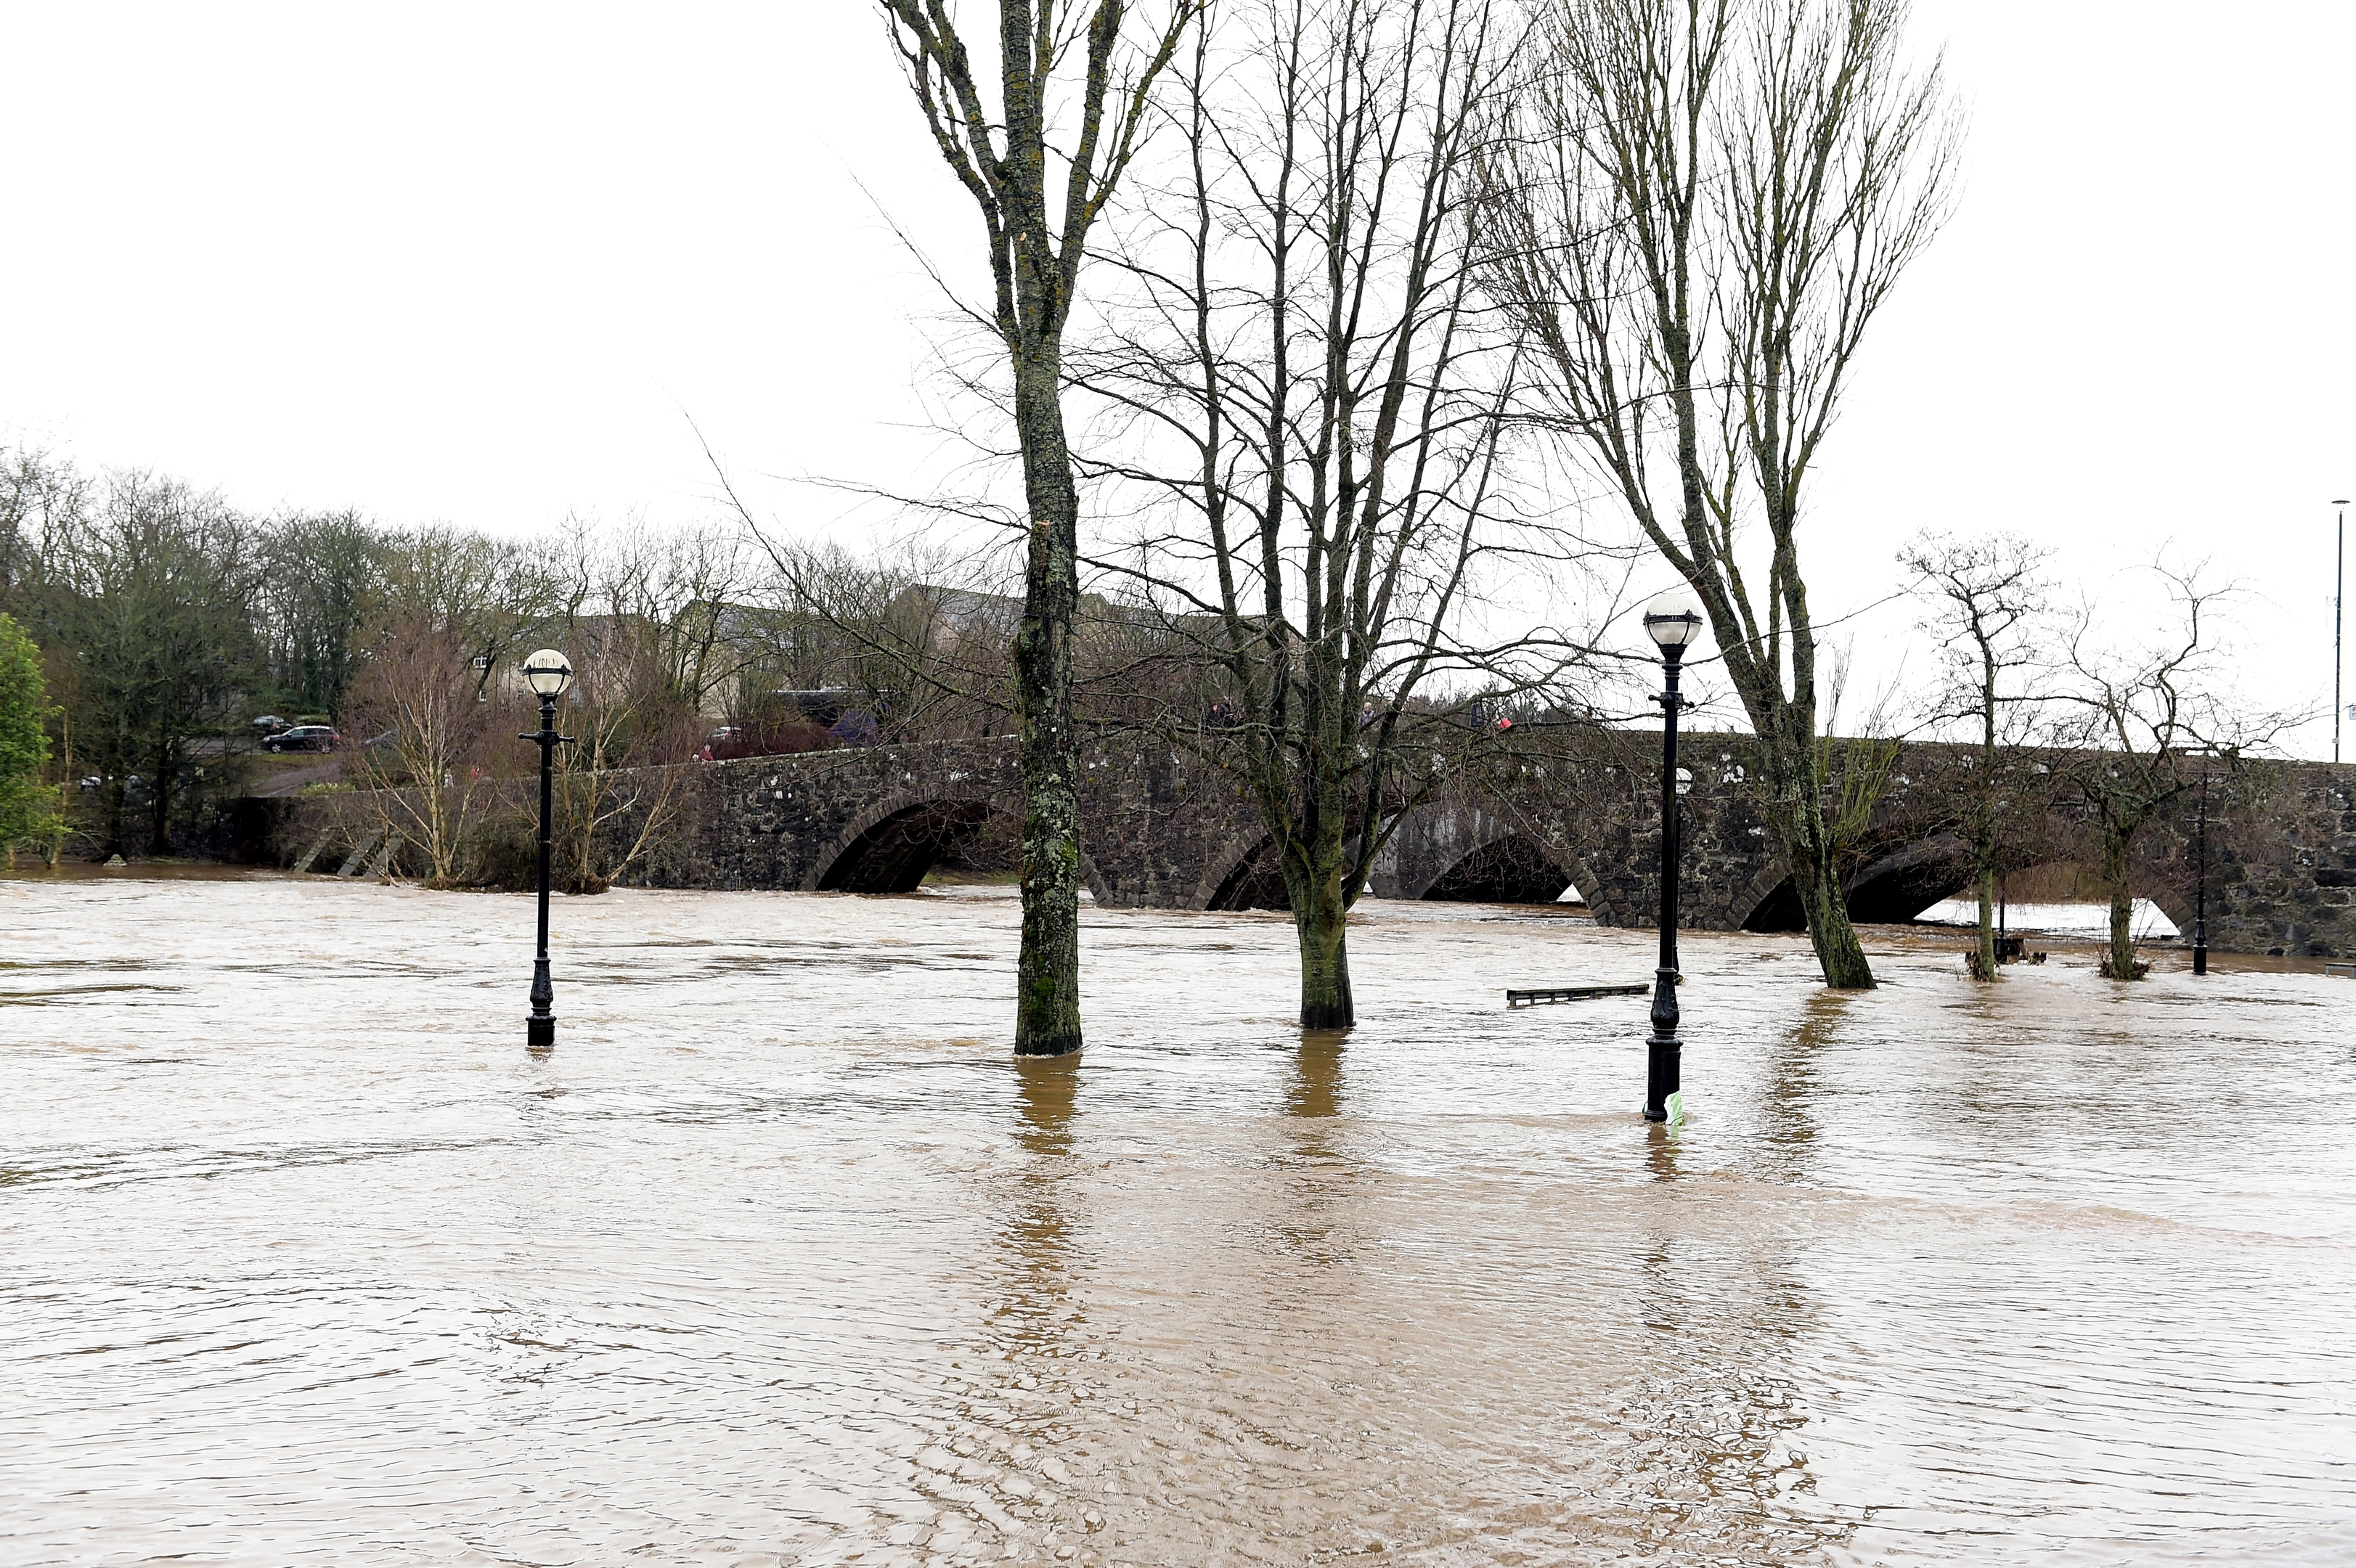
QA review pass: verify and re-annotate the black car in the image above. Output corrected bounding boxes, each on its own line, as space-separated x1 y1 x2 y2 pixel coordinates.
265 725 340 754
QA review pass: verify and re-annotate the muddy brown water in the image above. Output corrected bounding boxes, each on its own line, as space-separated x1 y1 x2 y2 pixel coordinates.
3 868 2352 1565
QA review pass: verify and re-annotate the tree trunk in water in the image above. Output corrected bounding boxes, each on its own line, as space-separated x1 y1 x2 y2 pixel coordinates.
1750 707 1875 989
1793 847 1875 988
1010 350 1083 1057
1292 870 1354 1031
2103 831 2140 979
1974 866 2000 982
2108 887 2138 978
1777 761 1874 989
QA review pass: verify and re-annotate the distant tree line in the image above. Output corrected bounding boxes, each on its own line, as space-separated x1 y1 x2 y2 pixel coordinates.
0 445 1027 869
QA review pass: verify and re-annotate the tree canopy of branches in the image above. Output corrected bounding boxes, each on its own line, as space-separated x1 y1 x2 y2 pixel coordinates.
346 616 502 886
542 522 758 891
1900 531 2052 980
2055 564 2284 981
881 0 1199 1056
1485 0 1957 989
1077 0 1583 1028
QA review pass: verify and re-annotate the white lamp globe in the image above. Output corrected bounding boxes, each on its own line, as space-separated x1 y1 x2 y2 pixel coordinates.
521 648 574 698
1642 588 1705 651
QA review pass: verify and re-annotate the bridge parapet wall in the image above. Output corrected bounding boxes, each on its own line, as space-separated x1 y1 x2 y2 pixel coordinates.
575 735 1268 907
260 733 2356 957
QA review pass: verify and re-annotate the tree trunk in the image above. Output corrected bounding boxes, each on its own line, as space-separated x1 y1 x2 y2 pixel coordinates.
1975 866 1999 982
1010 349 1083 1058
1290 859 1354 1031
1793 843 1874 988
2101 828 2140 980
1764 718 1875 989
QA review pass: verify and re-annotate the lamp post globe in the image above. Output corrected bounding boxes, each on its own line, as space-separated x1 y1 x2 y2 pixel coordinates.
1641 587 1703 1122
1644 587 1704 653
521 649 573 1050
523 648 574 699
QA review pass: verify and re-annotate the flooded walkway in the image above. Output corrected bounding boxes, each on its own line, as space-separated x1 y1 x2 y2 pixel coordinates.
3 870 2352 1565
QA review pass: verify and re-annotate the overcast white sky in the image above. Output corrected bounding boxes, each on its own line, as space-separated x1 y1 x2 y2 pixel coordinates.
4 2 2352 757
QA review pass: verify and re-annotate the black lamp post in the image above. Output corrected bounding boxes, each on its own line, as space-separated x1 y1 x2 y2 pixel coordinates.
2192 759 2210 976
521 648 574 1050
2334 500 2348 765
1642 588 1705 1123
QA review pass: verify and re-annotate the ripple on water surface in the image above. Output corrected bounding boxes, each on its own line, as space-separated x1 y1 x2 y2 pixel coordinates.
1 870 2352 1566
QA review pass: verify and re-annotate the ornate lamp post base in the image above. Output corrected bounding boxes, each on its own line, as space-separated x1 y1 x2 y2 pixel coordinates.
1644 968 1682 1123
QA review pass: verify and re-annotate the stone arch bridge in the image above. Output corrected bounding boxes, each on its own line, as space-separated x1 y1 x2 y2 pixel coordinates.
283 732 2356 957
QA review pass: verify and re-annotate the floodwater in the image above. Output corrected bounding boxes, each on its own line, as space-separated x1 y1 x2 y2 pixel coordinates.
3 868 2352 1567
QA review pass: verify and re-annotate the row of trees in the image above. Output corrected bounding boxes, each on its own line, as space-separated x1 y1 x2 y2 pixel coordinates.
877 0 2299 1032
876 0 1969 1038
1900 534 2285 984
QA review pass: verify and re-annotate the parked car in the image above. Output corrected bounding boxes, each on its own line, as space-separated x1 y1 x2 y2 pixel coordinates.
251 714 291 735
265 725 340 754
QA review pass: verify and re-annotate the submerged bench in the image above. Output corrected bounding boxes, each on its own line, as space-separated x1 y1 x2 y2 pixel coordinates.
1507 980 1675 1007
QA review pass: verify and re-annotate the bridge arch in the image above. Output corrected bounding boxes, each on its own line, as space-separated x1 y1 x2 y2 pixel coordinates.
1194 833 1289 912
1731 833 2202 936
1735 836 1985 931
1382 799 1606 914
809 795 995 893
1417 830 1584 906
807 791 1117 902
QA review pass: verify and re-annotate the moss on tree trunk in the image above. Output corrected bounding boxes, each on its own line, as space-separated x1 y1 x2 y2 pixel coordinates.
1291 869 1355 1032
1010 351 1084 1057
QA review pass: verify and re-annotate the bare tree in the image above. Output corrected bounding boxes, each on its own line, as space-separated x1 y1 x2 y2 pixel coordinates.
1075 0 1589 1027
546 523 724 891
1 445 91 605
754 537 1022 746
1485 0 1957 989
373 526 563 701
2055 564 2287 980
345 617 502 885
1900 531 2053 979
880 0 1199 1055
577 519 765 722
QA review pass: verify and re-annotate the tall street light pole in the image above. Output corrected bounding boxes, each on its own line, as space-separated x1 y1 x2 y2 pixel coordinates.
1642 588 1705 1123
2336 500 2349 765
521 648 574 1051
2192 759 2210 976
